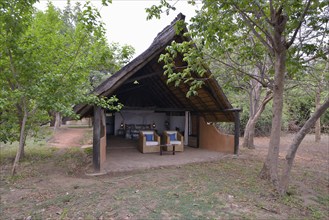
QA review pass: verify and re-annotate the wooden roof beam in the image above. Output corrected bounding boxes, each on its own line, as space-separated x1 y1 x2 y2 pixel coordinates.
122 106 191 112
123 71 162 85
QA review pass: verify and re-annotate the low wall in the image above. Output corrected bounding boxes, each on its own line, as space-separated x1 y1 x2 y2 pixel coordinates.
199 117 234 153
66 118 92 126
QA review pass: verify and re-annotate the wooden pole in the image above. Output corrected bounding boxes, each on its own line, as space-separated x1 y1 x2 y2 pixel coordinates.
93 106 101 171
100 109 107 171
234 111 241 155
197 115 200 148
184 111 189 145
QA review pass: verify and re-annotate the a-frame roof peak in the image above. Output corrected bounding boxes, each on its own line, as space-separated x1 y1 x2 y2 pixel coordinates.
75 13 236 122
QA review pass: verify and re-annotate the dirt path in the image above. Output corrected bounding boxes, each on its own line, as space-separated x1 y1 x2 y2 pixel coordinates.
47 127 92 148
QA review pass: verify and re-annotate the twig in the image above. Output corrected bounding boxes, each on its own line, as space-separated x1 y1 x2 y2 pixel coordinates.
286 0 312 48
260 206 279 214
143 205 157 213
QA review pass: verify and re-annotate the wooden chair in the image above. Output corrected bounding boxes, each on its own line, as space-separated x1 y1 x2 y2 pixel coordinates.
163 131 184 152
138 131 160 153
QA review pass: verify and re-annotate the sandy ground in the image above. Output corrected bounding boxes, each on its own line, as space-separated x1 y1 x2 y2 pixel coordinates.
47 127 92 148
47 127 329 174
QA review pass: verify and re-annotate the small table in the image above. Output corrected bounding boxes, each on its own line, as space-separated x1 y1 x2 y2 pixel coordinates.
160 144 175 155
117 128 125 137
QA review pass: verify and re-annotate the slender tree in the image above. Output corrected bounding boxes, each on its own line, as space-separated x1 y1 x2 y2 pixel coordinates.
315 57 329 142
280 98 329 194
0 1 123 174
194 39 274 148
147 0 328 194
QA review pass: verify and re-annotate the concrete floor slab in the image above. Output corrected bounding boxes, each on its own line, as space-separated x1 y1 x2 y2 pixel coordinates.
103 136 230 173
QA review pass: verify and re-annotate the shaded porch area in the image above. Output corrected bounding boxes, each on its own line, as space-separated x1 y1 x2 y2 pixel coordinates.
74 14 241 172
103 136 230 173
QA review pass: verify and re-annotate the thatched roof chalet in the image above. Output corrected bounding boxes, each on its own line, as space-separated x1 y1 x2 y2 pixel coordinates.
75 13 236 122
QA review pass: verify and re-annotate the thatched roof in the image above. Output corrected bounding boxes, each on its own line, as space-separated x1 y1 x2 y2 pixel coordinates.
75 13 236 122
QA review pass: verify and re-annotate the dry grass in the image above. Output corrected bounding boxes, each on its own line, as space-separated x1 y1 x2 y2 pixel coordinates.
0 134 328 219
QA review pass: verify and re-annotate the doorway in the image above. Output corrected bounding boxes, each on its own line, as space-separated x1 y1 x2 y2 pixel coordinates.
106 113 115 135
188 115 199 148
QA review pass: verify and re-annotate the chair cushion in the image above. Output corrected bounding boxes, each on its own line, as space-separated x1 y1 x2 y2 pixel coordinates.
170 141 181 145
145 134 153 141
168 133 176 141
145 141 159 146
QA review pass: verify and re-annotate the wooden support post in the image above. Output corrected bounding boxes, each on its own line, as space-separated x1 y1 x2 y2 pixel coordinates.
93 106 101 172
197 115 200 148
100 109 106 171
234 111 240 155
184 111 189 145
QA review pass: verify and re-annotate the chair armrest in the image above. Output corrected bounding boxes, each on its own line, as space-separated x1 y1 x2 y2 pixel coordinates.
139 132 146 147
177 132 184 141
139 131 144 140
154 133 161 143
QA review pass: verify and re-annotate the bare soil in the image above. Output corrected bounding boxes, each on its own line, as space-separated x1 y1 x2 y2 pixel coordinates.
47 127 92 148
0 127 328 219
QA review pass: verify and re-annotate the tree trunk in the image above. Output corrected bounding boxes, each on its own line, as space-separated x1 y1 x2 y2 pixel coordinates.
243 77 261 149
243 119 255 149
314 86 321 142
12 108 28 175
279 98 329 195
49 111 55 127
259 6 288 190
251 78 261 117
259 49 286 189
54 112 62 129
244 120 257 149
243 91 273 149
